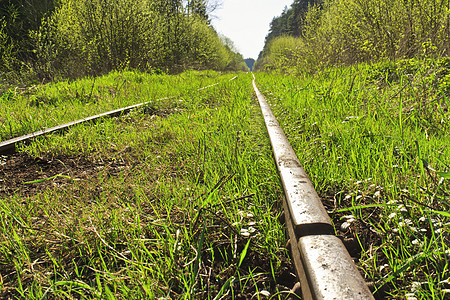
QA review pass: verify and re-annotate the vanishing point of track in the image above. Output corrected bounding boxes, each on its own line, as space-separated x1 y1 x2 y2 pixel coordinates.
1 75 375 299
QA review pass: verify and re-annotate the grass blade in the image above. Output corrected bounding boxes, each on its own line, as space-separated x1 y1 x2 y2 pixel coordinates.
428 210 450 218
238 238 251 268
23 174 71 184
436 171 450 179
333 203 397 213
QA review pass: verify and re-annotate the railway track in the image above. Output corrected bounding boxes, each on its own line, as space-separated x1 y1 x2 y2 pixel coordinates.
1 75 375 299
0 76 238 155
252 76 374 299
253 77 374 300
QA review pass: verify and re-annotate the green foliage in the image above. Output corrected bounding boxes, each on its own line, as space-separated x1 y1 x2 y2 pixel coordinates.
263 0 321 47
187 0 210 23
0 19 17 73
258 0 450 72
0 0 57 74
0 0 246 81
255 63 450 297
179 19 247 72
51 0 158 77
255 36 304 73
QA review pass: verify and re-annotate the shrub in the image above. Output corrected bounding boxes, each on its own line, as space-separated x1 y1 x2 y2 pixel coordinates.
49 0 159 77
258 0 450 72
257 36 303 73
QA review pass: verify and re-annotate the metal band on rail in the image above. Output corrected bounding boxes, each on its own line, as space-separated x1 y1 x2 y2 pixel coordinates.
252 77 374 300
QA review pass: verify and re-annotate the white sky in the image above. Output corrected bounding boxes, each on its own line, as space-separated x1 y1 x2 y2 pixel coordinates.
210 0 294 59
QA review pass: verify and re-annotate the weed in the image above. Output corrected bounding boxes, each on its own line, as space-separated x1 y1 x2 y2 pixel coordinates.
255 60 450 298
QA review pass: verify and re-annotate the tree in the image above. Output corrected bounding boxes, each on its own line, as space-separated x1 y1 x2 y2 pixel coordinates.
244 58 255 71
264 0 322 45
187 0 209 23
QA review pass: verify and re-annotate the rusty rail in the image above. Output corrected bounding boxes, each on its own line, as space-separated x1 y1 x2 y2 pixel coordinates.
252 76 374 300
0 102 150 154
0 76 237 155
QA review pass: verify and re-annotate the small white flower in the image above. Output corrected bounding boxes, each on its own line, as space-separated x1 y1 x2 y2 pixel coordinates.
340 222 352 231
240 229 250 237
341 215 355 220
388 212 397 219
398 205 408 212
411 282 421 291
406 293 418 300
445 249 450 257
379 264 389 272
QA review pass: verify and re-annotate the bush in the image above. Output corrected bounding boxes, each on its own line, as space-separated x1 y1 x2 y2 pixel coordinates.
49 0 159 77
258 0 450 73
1 0 248 80
256 36 303 73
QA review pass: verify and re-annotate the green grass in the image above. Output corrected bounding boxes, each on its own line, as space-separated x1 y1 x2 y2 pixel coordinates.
0 70 235 141
4 58 448 299
255 58 450 299
0 72 296 299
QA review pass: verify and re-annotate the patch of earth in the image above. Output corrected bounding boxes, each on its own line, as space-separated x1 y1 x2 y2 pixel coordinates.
0 153 128 196
321 191 387 298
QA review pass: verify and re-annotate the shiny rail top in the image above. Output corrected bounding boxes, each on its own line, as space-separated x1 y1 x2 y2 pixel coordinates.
252 76 374 300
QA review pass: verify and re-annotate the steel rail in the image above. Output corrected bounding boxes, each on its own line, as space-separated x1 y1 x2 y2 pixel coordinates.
0 76 237 155
252 76 374 300
0 102 150 154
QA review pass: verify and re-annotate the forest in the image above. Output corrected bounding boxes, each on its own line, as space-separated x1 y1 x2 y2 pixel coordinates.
256 0 450 73
0 0 247 83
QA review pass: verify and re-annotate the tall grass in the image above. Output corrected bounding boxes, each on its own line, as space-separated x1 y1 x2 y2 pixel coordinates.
0 73 293 299
255 59 450 298
0 70 236 141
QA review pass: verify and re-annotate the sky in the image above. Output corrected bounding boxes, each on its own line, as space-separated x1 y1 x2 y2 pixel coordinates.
210 0 294 60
